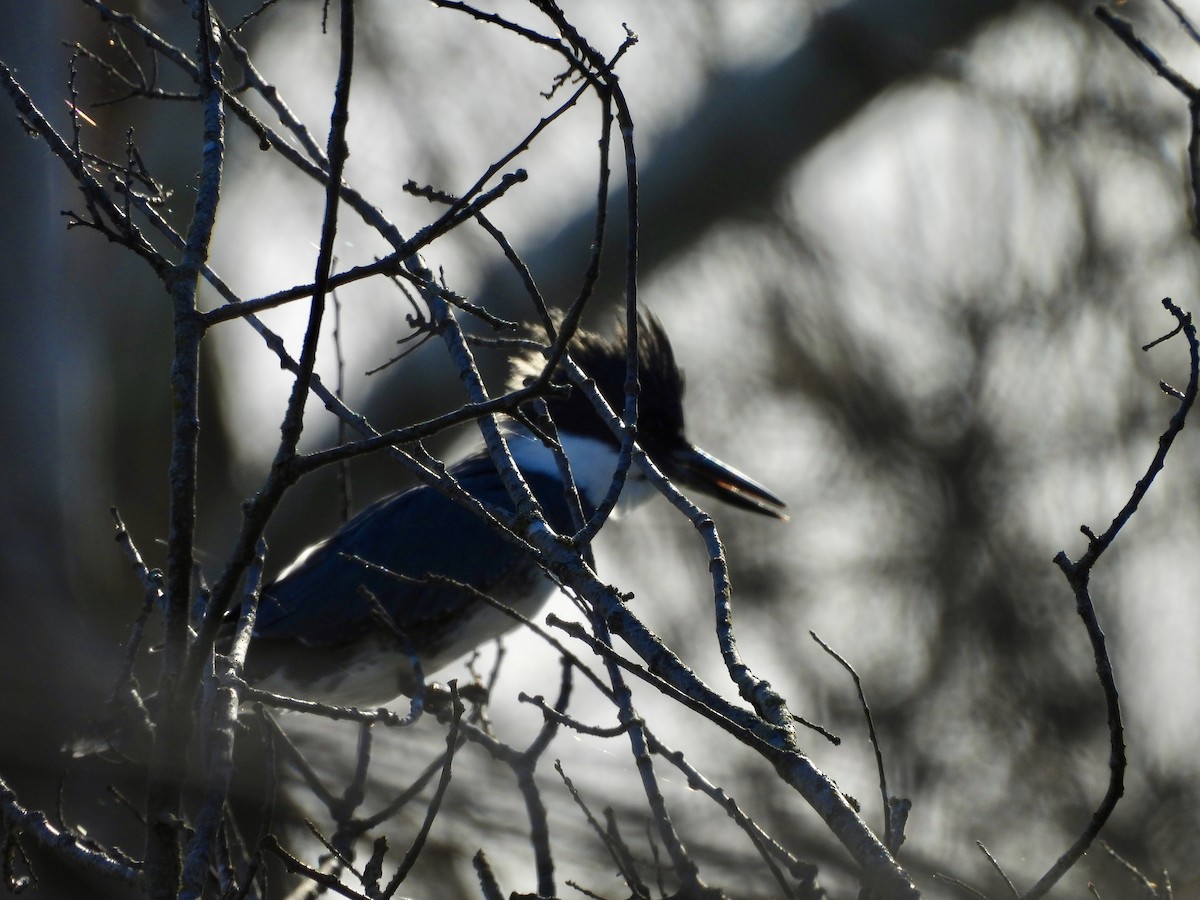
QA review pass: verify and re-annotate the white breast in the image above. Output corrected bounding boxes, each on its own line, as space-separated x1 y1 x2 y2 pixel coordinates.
505 429 656 516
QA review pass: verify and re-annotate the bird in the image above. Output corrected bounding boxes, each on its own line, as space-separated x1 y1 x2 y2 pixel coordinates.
241 314 786 708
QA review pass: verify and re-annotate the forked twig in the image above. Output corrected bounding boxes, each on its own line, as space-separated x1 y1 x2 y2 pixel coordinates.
1026 299 1199 899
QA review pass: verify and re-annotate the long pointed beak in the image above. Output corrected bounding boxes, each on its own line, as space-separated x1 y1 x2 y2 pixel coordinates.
666 444 788 520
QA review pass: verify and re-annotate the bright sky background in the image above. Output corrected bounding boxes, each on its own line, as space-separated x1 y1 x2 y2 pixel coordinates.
192 0 1200 893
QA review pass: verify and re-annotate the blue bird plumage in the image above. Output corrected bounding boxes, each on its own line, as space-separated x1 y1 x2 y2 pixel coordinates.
254 454 577 647
245 447 588 706
239 316 787 708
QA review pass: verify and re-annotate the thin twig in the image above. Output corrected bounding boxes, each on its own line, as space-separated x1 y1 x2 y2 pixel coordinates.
1095 7 1198 97
143 2 226 892
473 849 504 900
382 684 465 897
810 632 902 853
1029 300 1199 899
555 761 651 899
179 538 267 899
645 726 823 899
976 841 1018 899
262 835 369 900
0 777 141 888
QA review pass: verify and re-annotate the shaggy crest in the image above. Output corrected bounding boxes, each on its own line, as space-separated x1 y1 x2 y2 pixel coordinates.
507 314 688 458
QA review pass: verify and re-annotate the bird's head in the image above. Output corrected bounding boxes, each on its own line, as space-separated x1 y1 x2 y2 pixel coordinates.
508 314 787 520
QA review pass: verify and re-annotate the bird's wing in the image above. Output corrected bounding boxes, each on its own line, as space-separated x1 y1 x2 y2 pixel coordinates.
252 454 572 648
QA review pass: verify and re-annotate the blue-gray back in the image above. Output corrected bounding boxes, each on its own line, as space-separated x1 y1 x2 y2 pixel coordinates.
253 452 584 647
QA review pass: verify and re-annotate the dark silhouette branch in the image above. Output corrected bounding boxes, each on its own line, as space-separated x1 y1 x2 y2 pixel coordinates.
143 2 226 893
1029 301 1199 899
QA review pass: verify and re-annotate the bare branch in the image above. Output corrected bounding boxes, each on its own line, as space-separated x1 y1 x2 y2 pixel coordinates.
0 776 141 889
1028 299 1199 898
811 632 906 854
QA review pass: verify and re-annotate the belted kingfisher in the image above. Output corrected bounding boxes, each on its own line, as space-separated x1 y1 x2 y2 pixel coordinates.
243 315 786 708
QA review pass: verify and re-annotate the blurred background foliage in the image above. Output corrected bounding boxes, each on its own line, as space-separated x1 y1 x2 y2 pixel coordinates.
3 0 1200 897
